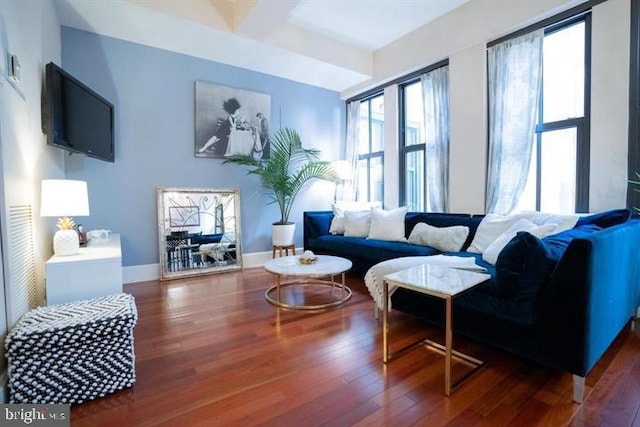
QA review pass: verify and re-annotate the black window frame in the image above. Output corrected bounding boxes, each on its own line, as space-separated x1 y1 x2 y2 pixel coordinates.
398 59 449 209
532 14 591 212
488 3 597 213
356 93 385 203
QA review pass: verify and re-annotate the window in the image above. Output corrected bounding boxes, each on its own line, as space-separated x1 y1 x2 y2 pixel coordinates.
356 94 384 203
515 17 590 213
400 63 449 212
400 81 425 211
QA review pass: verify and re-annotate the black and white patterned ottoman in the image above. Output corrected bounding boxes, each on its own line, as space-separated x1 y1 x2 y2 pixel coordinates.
5 293 138 405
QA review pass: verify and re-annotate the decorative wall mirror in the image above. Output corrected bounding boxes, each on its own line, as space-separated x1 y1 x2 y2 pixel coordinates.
157 187 242 280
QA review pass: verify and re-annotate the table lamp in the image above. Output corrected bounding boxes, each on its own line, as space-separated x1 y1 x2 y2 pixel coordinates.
40 179 90 256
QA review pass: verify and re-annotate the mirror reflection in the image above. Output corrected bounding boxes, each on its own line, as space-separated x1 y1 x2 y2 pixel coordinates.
157 187 242 280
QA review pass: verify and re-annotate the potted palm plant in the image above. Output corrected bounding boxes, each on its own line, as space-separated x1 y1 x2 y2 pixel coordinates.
223 127 338 246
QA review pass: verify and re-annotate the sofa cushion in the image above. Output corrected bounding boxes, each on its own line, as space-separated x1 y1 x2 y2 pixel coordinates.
344 210 371 237
456 288 538 326
329 216 345 235
441 252 498 295
468 211 578 256
494 224 604 302
482 220 557 265
368 206 409 242
308 235 440 262
542 224 602 263
405 212 472 233
392 284 537 328
494 231 556 302
467 213 529 254
330 201 381 234
575 208 631 229
408 222 469 252
520 211 578 230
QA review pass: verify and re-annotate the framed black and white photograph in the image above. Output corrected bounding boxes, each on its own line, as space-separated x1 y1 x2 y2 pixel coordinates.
195 81 271 159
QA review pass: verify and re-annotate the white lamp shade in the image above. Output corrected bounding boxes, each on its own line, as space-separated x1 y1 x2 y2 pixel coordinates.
40 179 90 217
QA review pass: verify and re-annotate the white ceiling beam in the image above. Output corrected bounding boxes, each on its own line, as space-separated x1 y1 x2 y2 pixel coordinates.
264 22 372 78
56 0 370 91
127 0 372 83
233 0 301 39
128 0 232 31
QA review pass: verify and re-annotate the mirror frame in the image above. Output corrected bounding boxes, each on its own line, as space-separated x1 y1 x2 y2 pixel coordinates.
157 187 243 280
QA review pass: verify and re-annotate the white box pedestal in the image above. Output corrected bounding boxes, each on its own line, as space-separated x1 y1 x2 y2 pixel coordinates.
45 234 123 305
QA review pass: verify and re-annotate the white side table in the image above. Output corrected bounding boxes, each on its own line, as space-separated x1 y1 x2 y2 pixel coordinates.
45 234 123 305
383 264 490 396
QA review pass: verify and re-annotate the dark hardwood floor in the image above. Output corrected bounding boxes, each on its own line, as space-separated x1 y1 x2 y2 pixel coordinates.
71 267 640 426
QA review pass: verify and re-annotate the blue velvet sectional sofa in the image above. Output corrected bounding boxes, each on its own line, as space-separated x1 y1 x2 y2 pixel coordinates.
303 209 640 402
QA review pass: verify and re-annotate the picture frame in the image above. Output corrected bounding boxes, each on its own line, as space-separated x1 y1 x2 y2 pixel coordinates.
194 81 271 159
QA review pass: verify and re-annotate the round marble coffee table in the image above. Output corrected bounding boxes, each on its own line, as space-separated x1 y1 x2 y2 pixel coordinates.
264 255 352 310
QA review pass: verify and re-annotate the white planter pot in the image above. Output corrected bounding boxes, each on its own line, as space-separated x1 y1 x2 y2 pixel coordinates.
272 223 295 246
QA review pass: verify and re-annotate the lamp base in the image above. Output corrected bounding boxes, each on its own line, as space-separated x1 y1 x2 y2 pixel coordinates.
53 229 80 256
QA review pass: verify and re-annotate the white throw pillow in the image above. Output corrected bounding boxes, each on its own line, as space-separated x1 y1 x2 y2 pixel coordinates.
367 206 409 242
329 216 345 234
519 210 578 233
344 210 372 237
329 201 381 234
467 213 529 254
408 223 470 252
482 219 558 265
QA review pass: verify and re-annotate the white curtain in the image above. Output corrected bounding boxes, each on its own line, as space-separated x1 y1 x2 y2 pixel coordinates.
486 29 544 214
421 65 450 212
342 100 360 202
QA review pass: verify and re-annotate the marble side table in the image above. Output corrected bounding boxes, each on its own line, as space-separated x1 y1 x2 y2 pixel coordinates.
383 264 491 396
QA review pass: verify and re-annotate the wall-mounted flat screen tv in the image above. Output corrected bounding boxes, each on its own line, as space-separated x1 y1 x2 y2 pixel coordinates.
42 62 115 163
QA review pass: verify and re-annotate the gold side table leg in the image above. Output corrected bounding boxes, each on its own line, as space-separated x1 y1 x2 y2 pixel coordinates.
445 295 452 396
383 280 389 363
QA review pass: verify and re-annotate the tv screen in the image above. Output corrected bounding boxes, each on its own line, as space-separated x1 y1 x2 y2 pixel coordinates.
43 62 115 162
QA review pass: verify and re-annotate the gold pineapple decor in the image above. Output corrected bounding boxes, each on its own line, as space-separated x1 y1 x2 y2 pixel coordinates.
57 216 76 231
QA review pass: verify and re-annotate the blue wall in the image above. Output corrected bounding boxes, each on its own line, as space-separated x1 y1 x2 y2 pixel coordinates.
61 27 345 267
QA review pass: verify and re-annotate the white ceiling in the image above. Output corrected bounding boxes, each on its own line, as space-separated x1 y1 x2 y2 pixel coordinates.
288 0 468 51
54 0 469 93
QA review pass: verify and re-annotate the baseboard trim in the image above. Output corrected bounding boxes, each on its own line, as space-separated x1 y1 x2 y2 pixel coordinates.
123 264 160 283
122 248 300 284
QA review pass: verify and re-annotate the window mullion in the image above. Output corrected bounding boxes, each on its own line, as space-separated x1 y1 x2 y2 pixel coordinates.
576 123 589 212
529 14 589 213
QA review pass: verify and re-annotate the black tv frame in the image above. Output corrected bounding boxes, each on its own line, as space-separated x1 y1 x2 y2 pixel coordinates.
42 62 115 163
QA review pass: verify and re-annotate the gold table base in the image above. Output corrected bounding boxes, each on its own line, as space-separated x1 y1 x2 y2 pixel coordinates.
383 281 484 396
265 274 352 310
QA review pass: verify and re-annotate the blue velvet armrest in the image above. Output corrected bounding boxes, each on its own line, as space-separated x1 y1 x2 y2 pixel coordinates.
537 220 640 376
303 211 333 249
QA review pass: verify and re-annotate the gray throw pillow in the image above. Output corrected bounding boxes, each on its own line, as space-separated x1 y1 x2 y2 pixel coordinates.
408 222 470 252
